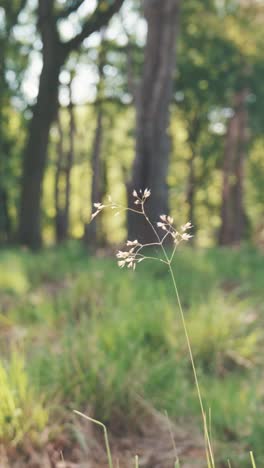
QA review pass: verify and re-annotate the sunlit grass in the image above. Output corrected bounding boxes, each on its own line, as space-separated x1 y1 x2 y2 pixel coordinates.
0 352 48 445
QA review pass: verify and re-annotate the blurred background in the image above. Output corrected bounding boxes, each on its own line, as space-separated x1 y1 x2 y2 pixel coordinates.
0 1 264 467
0 0 263 248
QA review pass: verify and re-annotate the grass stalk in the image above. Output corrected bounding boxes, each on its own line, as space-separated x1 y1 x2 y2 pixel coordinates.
250 451 257 468
74 410 113 468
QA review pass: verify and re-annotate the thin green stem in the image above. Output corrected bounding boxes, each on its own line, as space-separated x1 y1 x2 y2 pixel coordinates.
141 203 215 467
136 254 168 264
168 262 215 467
74 410 113 468
250 451 257 468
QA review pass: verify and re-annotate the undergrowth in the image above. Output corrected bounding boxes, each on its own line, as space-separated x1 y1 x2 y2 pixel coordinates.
0 241 263 465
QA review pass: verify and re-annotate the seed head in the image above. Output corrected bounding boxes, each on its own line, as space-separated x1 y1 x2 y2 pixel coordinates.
126 240 140 247
143 188 151 199
181 222 193 232
181 232 193 241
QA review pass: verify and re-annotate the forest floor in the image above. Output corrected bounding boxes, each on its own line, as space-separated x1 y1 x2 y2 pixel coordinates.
0 243 263 467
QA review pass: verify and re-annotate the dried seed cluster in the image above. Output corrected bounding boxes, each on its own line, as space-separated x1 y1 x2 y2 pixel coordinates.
90 188 193 270
157 215 193 245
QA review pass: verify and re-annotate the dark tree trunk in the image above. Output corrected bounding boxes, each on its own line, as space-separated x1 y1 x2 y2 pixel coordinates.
55 79 75 243
186 145 196 241
0 28 10 243
0 188 11 244
54 112 65 242
0 99 11 244
185 117 201 241
64 86 75 238
84 108 104 246
0 1 28 244
19 45 64 248
84 29 106 247
19 0 65 248
127 0 181 243
219 90 249 246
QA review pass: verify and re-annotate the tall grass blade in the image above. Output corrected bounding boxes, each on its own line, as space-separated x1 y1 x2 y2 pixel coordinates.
250 451 257 468
205 447 213 468
74 410 113 468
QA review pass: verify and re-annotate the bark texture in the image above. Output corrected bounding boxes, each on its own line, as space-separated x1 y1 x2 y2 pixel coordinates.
219 90 249 246
128 0 181 243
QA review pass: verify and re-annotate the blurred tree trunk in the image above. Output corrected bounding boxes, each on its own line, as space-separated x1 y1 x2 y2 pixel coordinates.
219 89 249 246
84 108 104 246
0 79 10 243
55 76 75 242
127 0 181 243
54 113 64 242
0 188 11 244
185 116 201 241
0 38 8 244
19 0 65 248
18 0 125 249
186 146 196 237
84 30 106 247
0 0 26 244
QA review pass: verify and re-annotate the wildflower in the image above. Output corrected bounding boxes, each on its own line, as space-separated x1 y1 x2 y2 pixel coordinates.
133 190 138 197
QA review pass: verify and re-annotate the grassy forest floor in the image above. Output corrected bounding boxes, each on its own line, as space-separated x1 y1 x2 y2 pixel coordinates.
0 243 264 467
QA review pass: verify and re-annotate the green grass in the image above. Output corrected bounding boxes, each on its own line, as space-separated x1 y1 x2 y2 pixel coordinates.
0 242 263 465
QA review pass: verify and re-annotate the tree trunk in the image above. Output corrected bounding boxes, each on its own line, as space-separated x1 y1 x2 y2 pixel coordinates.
55 79 75 242
84 108 104 246
127 0 181 243
54 111 65 242
219 89 249 246
185 117 201 241
186 146 196 242
0 30 10 243
64 84 75 238
19 45 64 248
0 188 11 244
84 30 106 247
